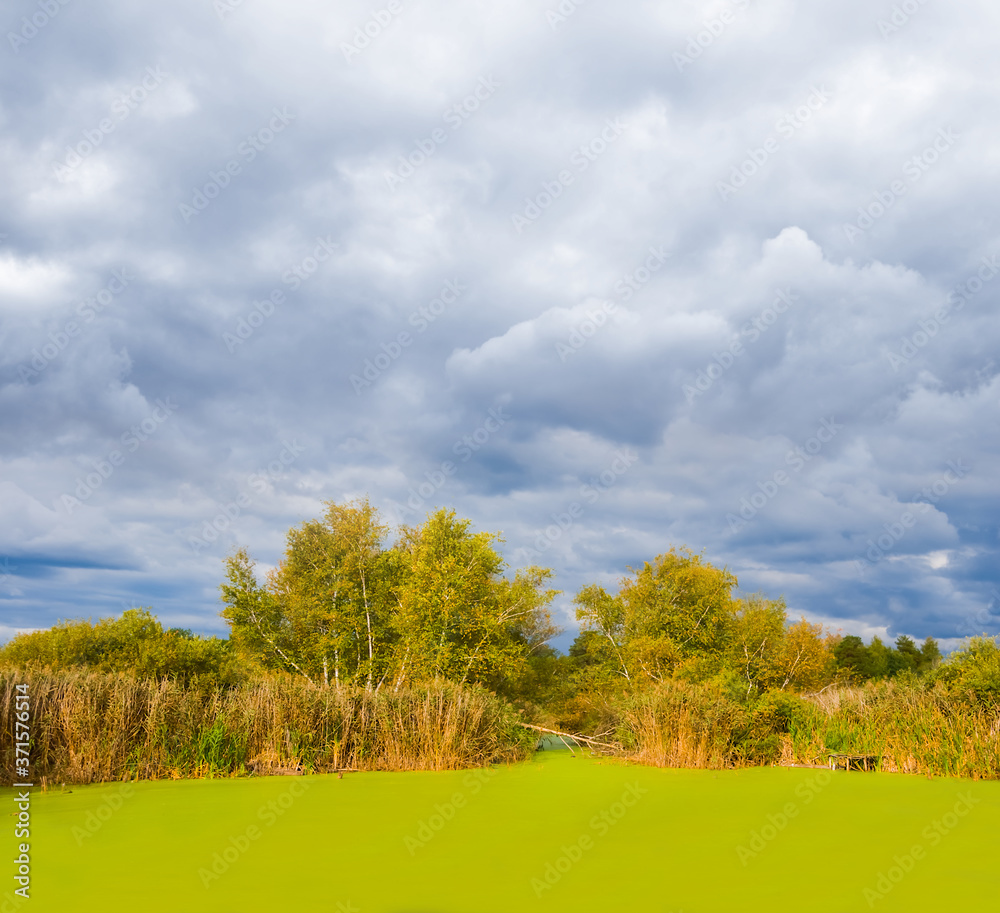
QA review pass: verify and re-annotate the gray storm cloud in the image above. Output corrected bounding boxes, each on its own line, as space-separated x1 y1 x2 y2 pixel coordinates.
1 0 998 651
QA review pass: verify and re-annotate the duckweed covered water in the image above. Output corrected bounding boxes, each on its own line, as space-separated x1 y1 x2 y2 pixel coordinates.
5 749 997 912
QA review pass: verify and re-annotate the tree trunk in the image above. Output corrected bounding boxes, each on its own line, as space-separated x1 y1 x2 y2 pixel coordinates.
359 561 374 691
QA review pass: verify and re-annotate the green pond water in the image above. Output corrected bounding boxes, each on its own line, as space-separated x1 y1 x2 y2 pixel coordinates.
3 747 997 912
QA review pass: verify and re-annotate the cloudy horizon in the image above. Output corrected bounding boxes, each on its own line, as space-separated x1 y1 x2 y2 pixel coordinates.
2 0 998 652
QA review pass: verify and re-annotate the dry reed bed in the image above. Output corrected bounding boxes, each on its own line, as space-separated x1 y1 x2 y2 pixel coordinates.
0 669 531 784
615 681 745 769
615 679 1000 779
796 682 1000 779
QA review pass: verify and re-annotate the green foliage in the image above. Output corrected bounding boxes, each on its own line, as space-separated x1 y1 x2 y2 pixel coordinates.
221 498 402 688
833 633 942 683
894 635 920 673
575 548 738 685
867 636 892 679
932 636 1000 707
703 665 753 705
194 719 248 776
394 510 557 690
549 630 628 732
614 680 814 768
833 635 868 678
221 501 558 696
726 594 786 694
673 652 729 687
1 517 978 780
498 645 572 723
571 551 835 704
610 673 1000 779
0 609 241 687
220 547 302 679
749 690 811 735
796 678 1000 778
919 636 943 673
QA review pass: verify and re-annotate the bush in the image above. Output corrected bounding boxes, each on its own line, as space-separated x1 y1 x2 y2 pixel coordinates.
932 637 1000 708
750 691 811 734
0 609 243 688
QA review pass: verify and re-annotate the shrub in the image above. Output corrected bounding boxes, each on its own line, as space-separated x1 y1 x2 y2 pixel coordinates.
932 637 1000 708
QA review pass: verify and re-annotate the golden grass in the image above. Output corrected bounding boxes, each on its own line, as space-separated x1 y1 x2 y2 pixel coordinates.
796 681 1000 779
615 680 751 769
0 669 531 784
614 679 1000 779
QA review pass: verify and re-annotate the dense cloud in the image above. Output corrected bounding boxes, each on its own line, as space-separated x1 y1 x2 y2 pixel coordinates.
1 0 998 650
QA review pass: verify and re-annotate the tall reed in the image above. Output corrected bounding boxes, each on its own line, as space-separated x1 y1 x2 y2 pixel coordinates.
612 678 1000 779
795 680 1000 779
614 680 761 769
0 669 532 785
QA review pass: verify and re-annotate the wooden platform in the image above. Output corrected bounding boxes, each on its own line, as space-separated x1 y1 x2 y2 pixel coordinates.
828 753 879 771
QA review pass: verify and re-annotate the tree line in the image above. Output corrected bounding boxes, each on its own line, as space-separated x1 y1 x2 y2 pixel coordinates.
2 498 997 725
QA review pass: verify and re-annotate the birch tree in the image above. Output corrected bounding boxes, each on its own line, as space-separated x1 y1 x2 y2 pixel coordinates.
392 509 558 691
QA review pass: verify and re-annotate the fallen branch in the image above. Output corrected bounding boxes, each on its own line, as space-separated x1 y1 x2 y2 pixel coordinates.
520 723 622 753
556 733 576 756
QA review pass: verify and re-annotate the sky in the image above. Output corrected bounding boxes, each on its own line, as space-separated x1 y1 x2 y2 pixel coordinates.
1 0 998 653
